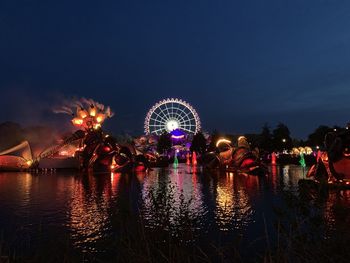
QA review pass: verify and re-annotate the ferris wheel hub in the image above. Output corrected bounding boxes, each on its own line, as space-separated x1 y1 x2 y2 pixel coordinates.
166 119 179 132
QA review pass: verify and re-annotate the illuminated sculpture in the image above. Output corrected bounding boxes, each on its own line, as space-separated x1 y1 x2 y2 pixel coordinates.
307 128 350 186
55 98 154 172
144 98 201 135
0 98 155 172
0 141 33 170
203 136 266 175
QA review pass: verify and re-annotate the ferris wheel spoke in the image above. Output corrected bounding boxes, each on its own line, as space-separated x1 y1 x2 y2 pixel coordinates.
178 113 192 126
152 112 167 123
170 103 175 119
149 124 163 127
149 120 165 127
180 122 195 129
182 117 196 123
155 108 169 122
163 102 172 121
172 103 179 120
175 106 182 120
176 115 186 126
178 107 193 122
150 116 166 125
151 111 168 123
181 127 195 133
175 106 188 123
178 114 192 124
149 124 165 127
158 106 170 122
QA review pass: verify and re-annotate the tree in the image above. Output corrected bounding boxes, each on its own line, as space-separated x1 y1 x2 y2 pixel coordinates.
190 132 207 154
208 130 221 151
157 131 172 154
243 134 260 149
258 123 273 152
272 122 292 151
307 125 332 148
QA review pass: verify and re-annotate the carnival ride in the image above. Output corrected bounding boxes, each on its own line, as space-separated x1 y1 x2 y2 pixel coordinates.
144 98 201 135
203 136 267 176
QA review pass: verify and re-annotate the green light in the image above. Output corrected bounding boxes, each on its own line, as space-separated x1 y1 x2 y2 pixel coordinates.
299 153 306 168
173 151 179 168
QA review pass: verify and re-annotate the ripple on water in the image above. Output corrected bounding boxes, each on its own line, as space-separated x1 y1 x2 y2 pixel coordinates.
1 164 338 258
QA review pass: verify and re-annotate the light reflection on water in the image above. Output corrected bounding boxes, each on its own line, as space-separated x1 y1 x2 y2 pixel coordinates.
1 164 349 257
67 174 120 252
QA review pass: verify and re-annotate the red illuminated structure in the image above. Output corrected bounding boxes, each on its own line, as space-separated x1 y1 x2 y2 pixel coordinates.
203 136 267 175
0 99 155 172
306 128 350 187
271 152 277 165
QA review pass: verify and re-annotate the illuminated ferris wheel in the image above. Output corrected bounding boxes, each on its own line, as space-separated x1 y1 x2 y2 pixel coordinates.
144 98 201 135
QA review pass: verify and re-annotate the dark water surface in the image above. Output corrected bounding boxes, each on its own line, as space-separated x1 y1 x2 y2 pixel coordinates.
0 164 348 261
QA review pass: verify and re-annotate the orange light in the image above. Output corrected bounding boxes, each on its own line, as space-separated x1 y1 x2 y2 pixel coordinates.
89 107 96 117
72 118 83 126
78 109 88 119
96 113 105 123
93 123 101 130
216 138 232 147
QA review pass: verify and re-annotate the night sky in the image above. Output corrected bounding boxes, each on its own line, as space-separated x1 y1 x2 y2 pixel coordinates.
1 0 350 138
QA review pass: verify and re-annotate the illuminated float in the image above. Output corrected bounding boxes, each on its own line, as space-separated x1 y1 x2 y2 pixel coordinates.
302 128 350 189
203 136 267 175
56 98 153 172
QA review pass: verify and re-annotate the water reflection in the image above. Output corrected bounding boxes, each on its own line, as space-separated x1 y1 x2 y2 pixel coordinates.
1 164 339 258
214 172 253 231
320 189 350 236
68 174 120 252
140 165 205 229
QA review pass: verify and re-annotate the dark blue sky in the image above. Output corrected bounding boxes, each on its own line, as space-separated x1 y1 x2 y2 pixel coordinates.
1 0 350 138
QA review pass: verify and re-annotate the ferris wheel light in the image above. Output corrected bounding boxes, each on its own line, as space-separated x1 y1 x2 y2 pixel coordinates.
166 120 179 131
144 98 201 135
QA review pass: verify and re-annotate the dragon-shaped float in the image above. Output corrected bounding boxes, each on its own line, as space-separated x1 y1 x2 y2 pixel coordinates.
0 99 156 173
